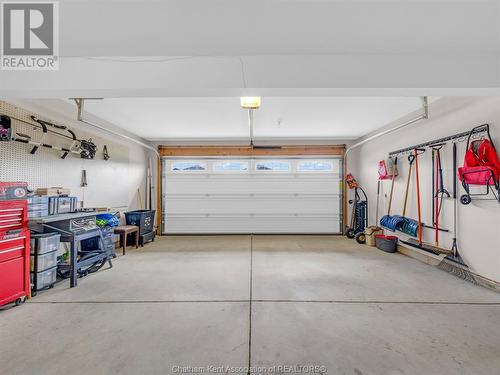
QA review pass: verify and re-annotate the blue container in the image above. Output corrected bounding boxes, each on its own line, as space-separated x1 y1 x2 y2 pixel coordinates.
125 210 155 235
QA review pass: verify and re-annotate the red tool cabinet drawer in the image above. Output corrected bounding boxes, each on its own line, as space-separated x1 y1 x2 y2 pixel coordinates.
0 257 25 304
0 200 27 231
0 232 28 262
0 228 30 306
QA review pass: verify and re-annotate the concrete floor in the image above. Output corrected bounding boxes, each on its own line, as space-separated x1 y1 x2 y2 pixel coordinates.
1 235 500 375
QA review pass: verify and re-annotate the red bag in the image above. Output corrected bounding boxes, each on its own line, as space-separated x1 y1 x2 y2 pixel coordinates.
459 139 500 185
378 159 397 180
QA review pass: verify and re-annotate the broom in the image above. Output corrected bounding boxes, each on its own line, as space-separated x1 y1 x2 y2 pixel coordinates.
437 142 477 283
379 157 404 231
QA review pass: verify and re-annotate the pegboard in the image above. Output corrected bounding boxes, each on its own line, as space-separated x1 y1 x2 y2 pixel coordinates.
0 100 147 209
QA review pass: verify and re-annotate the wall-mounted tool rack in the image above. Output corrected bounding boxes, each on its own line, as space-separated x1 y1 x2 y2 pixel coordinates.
388 124 489 157
388 123 499 205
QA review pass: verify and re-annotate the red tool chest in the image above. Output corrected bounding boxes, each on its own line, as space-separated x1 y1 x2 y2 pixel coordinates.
0 199 28 231
0 200 30 307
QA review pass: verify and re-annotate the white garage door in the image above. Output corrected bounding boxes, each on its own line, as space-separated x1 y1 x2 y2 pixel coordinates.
162 157 342 234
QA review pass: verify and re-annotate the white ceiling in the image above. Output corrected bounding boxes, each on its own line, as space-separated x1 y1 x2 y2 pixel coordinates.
60 0 498 56
1 0 498 97
83 97 432 142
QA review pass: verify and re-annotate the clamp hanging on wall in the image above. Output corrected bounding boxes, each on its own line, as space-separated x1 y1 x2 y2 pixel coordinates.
81 170 88 187
103 145 110 160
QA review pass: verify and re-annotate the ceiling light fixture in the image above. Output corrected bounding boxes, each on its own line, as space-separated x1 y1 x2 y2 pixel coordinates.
240 97 261 146
240 97 261 109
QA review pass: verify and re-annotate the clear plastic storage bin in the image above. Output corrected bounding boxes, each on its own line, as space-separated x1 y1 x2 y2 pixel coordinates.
30 233 61 255
31 266 57 290
27 196 49 204
31 250 57 272
28 210 49 219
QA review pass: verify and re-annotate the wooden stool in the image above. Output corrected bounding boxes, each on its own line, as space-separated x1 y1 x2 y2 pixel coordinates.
114 225 139 255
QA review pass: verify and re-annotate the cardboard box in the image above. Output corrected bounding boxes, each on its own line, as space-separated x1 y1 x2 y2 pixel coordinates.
35 187 71 196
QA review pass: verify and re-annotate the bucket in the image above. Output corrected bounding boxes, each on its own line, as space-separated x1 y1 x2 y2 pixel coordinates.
375 235 398 253
365 226 383 247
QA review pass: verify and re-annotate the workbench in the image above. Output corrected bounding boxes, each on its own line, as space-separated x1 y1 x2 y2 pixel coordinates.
29 212 114 288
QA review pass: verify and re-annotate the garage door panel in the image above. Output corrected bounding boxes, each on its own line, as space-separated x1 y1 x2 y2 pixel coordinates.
165 177 340 195
164 216 340 234
165 196 340 213
162 158 342 234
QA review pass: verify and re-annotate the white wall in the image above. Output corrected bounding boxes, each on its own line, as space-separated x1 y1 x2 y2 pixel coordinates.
0 100 152 211
348 97 500 282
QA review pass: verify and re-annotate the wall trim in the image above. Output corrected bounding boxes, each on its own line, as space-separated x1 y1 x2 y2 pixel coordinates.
159 145 345 157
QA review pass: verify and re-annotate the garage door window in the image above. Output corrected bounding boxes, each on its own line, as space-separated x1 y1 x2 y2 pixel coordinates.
297 160 334 172
255 160 290 172
171 161 207 172
213 161 249 172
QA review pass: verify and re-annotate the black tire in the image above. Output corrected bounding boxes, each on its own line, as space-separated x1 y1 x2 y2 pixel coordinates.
15 297 24 306
460 194 472 205
355 232 366 244
346 228 355 239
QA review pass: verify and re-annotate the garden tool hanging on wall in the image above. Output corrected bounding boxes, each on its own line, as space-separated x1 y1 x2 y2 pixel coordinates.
402 148 453 256
432 145 450 247
414 148 423 244
395 154 420 237
448 142 466 265
379 157 404 231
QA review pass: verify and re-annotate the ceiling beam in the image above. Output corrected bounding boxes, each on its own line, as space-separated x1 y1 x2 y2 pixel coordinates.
1 54 498 98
